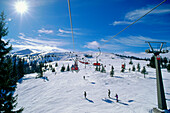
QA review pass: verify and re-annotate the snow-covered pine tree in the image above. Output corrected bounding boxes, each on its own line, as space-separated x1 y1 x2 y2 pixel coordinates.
39 63 43 77
150 56 155 68
132 65 135 71
18 58 24 79
61 65 65 72
49 64 52 70
141 66 147 78
101 65 106 73
167 63 170 72
129 68 131 72
129 58 133 64
12 56 18 80
52 68 55 72
137 63 140 72
110 66 114 77
0 11 23 112
98 65 101 71
162 57 168 68
55 62 58 67
66 64 70 71
95 66 99 71
45 64 48 69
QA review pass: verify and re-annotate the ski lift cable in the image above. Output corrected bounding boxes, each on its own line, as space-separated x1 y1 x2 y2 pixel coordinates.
68 0 77 63
68 0 75 51
100 0 167 47
68 0 80 71
96 47 101 62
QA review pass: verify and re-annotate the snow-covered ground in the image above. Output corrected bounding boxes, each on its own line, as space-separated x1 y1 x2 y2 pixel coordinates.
15 52 170 113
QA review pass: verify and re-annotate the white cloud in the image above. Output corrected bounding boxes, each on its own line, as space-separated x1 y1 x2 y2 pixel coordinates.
100 39 108 42
38 28 53 34
56 29 72 37
59 29 72 34
16 33 69 52
57 28 82 37
19 33 25 36
56 33 70 37
113 35 170 47
111 21 132 26
126 8 170 21
18 33 67 46
84 41 100 49
112 5 170 25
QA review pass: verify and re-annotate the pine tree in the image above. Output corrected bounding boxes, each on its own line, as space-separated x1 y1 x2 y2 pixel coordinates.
137 63 140 72
55 62 58 67
60 65 65 72
167 63 170 72
128 68 131 72
141 66 147 78
66 64 70 71
129 58 133 65
12 56 18 80
49 64 52 70
18 58 24 79
0 11 23 112
44 65 48 69
150 56 155 68
110 66 114 77
162 57 168 68
95 66 99 71
97 65 99 71
132 65 135 71
101 65 106 73
52 68 55 72
39 63 43 77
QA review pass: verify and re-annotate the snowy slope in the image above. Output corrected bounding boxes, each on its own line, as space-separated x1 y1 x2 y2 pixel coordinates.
15 52 170 113
12 49 34 55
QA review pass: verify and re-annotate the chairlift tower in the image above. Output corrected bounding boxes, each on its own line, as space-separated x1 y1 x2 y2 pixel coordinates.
145 41 168 111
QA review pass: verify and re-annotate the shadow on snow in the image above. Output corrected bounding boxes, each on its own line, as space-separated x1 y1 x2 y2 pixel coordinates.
85 98 94 103
102 98 114 103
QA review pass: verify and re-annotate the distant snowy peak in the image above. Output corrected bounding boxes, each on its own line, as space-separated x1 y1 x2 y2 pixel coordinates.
13 49 34 55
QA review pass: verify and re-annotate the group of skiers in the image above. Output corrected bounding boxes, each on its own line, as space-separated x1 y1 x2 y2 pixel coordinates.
84 89 118 102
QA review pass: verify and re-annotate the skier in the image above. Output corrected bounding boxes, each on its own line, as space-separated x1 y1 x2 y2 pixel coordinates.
115 93 118 102
108 89 111 98
83 76 85 80
84 91 87 99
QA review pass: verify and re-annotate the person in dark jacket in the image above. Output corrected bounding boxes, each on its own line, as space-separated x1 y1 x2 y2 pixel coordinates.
84 91 87 99
115 93 118 102
108 89 111 98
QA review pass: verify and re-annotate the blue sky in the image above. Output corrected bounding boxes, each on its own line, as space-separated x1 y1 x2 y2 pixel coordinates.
0 0 170 53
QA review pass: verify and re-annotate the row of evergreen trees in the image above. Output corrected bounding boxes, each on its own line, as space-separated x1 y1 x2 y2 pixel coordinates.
149 56 170 72
131 57 170 72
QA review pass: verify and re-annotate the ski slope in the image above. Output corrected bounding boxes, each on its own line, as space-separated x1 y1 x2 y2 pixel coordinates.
15 52 170 113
